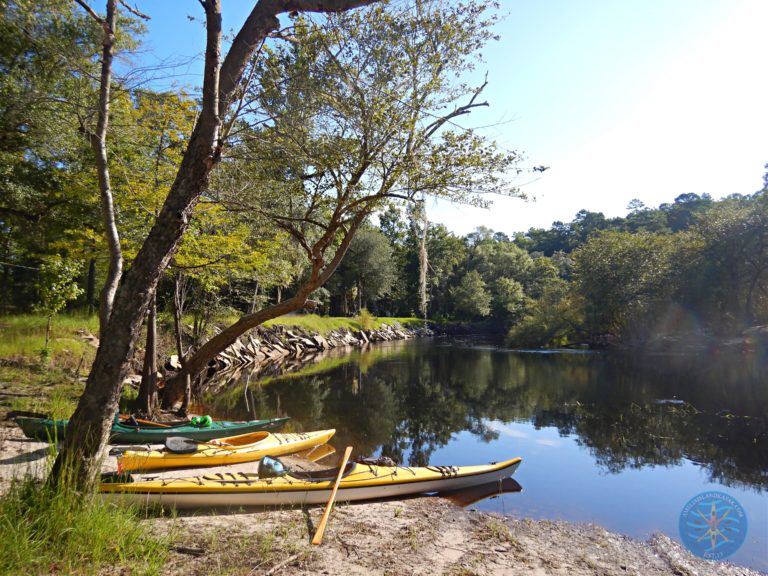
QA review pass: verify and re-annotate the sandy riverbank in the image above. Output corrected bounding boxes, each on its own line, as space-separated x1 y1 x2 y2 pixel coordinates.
0 424 762 576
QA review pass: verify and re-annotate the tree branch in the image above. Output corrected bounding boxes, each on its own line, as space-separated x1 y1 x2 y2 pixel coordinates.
219 0 380 107
73 0 104 24
118 0 150 19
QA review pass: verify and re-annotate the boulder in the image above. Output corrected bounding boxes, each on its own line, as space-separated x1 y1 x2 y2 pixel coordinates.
165 355 182 371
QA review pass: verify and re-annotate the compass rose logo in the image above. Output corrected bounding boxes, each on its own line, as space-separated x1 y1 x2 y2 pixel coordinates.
679 491 747 560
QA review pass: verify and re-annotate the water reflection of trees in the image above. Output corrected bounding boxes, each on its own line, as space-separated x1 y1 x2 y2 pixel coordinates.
204 343 766 490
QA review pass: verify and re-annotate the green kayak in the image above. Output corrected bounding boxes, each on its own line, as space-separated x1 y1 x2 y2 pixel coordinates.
15 415 290 444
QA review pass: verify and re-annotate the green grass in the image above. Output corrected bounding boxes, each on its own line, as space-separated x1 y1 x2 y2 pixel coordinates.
0 315 171 573
0 314 99 370
0 313 423 363
0 471 172 575
263 313 425 335
4 379 81 420
0 365 84 419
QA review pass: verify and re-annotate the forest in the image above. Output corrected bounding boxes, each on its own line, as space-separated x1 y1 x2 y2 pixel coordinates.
365 186 768 347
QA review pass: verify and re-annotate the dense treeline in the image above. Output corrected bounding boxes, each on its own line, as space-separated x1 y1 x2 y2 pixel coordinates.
343 186 768 347
522 187 768 345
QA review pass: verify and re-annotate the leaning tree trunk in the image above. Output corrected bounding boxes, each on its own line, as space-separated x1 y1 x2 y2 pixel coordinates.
160 211 368 401
49 112 224 485
50 0 225 486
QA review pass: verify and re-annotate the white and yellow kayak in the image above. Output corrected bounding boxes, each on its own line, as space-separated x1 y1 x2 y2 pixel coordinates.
117 429 336 472
100 456 522 509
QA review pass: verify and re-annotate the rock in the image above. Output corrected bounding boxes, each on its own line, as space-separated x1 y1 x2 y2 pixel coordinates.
271 343 288 355
204 321 433 380
165 355 182 371
299 337 316 349
122 374 142 387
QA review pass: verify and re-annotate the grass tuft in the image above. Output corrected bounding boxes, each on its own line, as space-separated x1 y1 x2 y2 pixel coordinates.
0 471 171 575
357 308 376 331
2 369 83 420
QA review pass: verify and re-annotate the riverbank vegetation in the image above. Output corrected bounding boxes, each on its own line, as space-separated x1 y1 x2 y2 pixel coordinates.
7 189 767 355
0 2 764 574
6 188 768 364
0 467 170 575
2 1 765 383
2 0 530 485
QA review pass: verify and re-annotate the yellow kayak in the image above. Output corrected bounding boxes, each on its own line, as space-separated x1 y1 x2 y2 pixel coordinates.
101 456 522 509
117 429 336 472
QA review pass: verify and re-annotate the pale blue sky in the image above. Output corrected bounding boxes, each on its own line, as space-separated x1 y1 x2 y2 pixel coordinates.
130 0 768 234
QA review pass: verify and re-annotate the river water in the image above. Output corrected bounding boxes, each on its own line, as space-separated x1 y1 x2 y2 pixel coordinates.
204 338 767 570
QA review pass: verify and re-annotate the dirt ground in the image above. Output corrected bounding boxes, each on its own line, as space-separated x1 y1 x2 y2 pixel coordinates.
0 424 763 576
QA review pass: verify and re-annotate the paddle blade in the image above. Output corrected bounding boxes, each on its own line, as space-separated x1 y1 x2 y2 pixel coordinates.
300 443 336 463
165 436 199 454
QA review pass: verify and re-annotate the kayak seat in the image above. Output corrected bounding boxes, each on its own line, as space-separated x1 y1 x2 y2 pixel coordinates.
288 461 357 483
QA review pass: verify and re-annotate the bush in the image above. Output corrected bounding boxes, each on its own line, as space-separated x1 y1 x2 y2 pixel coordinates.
357 308 376 331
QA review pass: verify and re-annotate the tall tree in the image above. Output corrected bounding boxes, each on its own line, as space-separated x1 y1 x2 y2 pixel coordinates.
73 0 124 334
683 194 768 331
571 231 682 343
450 270 491 320
462 229 535 323
327 226 395 314
171 1 520 381
660 193 714 232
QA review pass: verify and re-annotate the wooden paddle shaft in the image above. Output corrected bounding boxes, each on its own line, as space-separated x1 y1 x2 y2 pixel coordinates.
311 445 353 545
119 415 171 428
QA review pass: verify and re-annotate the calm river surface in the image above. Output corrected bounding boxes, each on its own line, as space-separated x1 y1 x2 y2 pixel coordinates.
204 338 767 570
